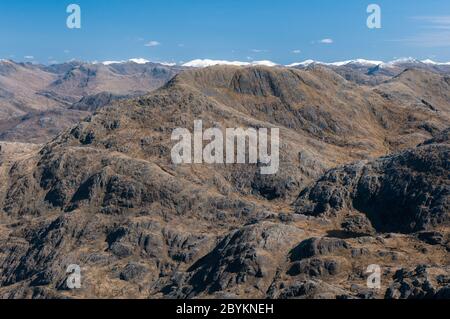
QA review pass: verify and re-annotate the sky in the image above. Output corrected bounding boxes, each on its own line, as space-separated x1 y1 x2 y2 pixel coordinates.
1 0 450 65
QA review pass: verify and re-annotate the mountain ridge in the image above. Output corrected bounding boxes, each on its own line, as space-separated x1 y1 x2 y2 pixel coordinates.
0 64 448 298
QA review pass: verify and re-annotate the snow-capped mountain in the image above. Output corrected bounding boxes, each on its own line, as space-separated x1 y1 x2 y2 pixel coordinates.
287 59 384 68
287 58 450 68
102 58 150 65
251 60 278 67
421 59 450 66
329 59 384 66
100 58 176 66
60 57 450 69
286 60 317 67
182 59 251 67
387 57 421 65
182 59 278 68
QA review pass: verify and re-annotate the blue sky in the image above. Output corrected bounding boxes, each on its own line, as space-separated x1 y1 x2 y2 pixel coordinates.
1 0 450 64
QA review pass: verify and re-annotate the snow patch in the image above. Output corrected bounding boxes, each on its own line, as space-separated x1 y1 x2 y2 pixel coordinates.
287 59 383 68
102 58 151 65
128 58 150 64
182 59 250 67
251 60 278 67
182 59 278 68
286 60 317 67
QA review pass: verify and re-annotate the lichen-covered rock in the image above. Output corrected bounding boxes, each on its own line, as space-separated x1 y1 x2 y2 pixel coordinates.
385 266 450 299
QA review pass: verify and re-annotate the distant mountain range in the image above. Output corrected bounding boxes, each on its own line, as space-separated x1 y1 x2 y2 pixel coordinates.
180 57 450 69
1 57 449 143
0 59 184 142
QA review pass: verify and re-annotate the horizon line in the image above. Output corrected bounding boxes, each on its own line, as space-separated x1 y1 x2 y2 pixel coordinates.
3 57 450 68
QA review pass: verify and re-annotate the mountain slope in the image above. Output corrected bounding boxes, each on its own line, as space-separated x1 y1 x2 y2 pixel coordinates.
0 65 448 299
0 61 60 120
294 136 449 234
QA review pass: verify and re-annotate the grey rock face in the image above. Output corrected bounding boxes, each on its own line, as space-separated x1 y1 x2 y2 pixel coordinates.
120 263 148 282
290 237 351 261
341 215 376 236
164 222 304 298
294 143 449 234
267 279 351 299
386 266 450 299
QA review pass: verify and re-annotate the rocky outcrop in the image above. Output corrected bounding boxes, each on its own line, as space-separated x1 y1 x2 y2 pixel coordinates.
294 141 449 234
163 222 305 298
0 60 183 142
386 266 450 299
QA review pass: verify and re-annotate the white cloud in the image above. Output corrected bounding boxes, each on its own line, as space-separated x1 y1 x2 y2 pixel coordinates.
319 38 334 44
292 50 301 54
63 50 70 54
413 16 450 29
389 31 450 47
251 49 268 53
24 56 34 59
144 41 161 47
390 16 450 47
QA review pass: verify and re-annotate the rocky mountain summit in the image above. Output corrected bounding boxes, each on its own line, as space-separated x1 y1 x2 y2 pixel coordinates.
0 64 448 299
